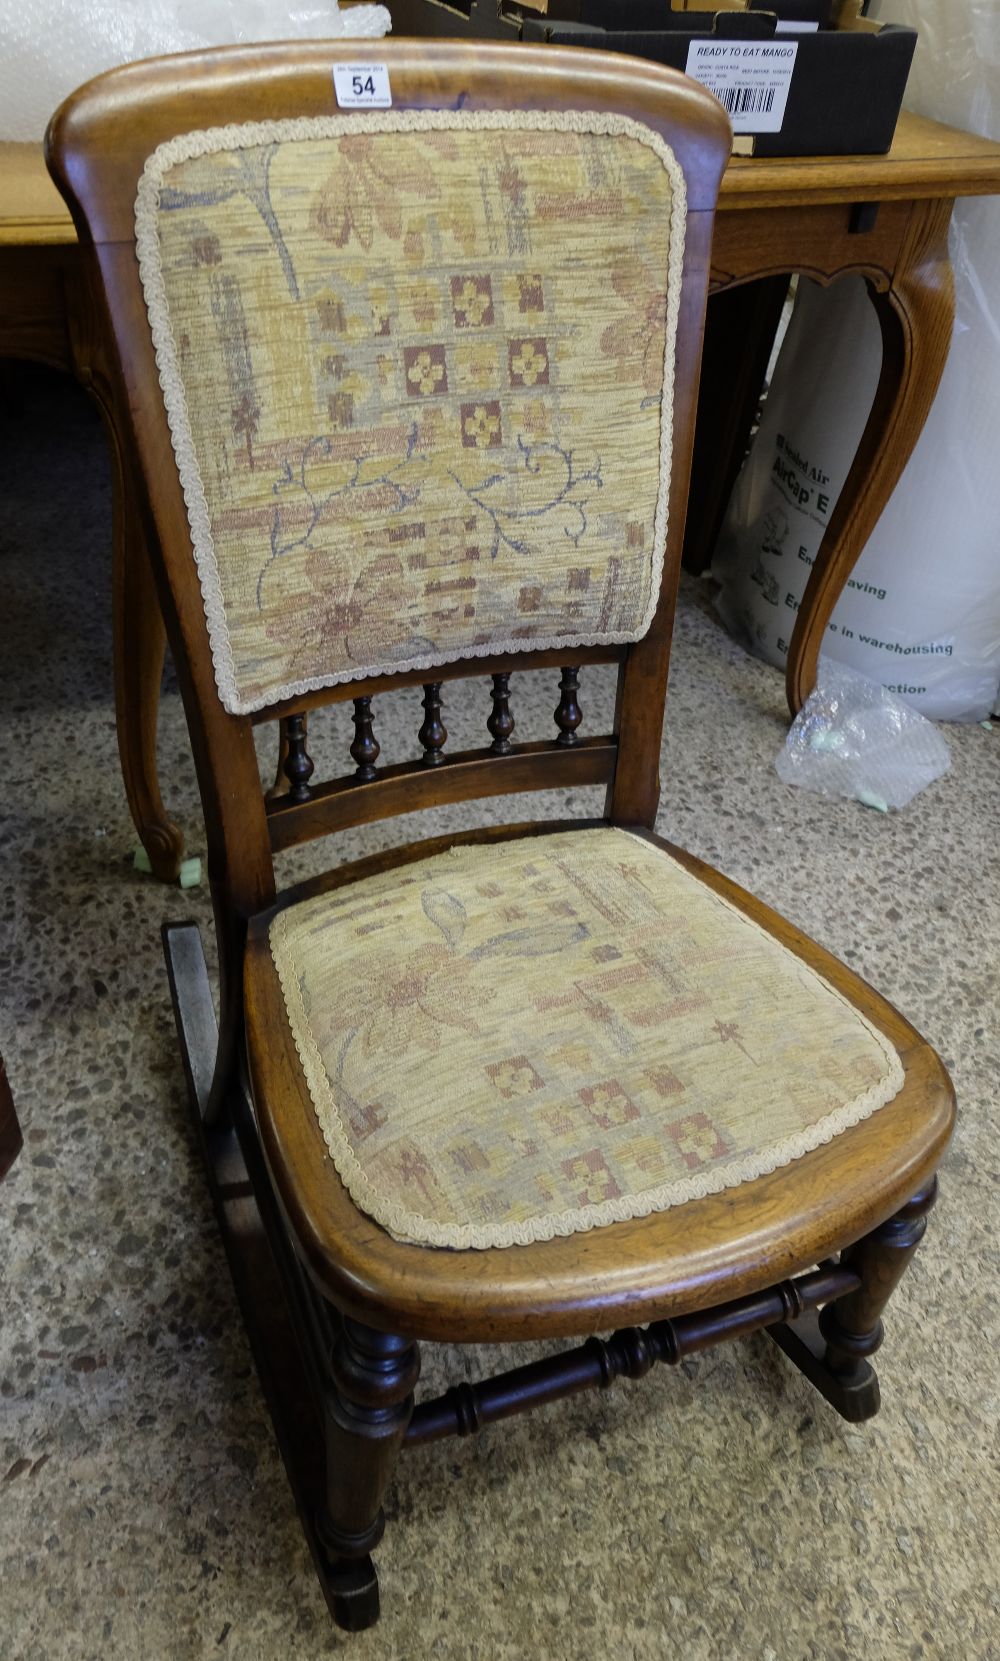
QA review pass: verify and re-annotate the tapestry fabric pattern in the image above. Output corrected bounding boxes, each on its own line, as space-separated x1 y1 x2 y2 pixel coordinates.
269 828 905 1250
135 111 687 715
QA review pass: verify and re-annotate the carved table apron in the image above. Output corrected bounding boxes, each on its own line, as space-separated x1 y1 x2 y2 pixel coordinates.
3 113 1000 879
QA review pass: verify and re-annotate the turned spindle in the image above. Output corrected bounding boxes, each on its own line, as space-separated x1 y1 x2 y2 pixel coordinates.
487 673 515 755
554 667 582 747
282 713 315 802
350 697 380 782
418 683 447 767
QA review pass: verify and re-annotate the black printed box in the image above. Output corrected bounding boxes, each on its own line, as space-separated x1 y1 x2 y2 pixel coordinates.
390 0 918 158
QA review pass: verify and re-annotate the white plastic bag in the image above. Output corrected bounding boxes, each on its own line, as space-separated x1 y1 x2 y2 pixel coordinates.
0 0 392 141
712 274 885 677
714 0 1000 724
776 658 951 811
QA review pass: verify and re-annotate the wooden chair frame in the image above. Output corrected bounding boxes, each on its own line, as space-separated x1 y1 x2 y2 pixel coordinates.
47 40 953 1631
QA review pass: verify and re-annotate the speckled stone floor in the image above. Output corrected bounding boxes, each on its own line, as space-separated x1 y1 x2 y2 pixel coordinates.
1 365 998 1661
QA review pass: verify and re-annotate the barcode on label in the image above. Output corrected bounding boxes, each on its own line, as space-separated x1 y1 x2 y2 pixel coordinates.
685 39 798 135
718 84 777 118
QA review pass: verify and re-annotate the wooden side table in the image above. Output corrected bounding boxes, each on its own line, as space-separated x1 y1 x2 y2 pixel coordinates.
693 112 1000 710
3 114 1000 878
1 142 185 880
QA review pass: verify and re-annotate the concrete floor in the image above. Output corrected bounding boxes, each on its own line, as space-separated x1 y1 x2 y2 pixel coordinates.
1 366 998 1660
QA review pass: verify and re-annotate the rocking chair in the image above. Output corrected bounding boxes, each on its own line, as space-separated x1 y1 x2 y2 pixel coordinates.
46 39 954 1631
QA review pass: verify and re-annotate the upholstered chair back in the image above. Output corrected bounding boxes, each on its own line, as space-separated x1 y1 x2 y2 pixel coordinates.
138 113 687 716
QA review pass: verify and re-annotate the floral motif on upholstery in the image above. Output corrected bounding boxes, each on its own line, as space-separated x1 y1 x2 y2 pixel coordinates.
461 402 503 450
136 111 687 714
508 338 550 388
269 829 906 1250
667 1112 732 1170
404 345 449 398
451 275 495 328
517 273 545 314
487 1057 545 1099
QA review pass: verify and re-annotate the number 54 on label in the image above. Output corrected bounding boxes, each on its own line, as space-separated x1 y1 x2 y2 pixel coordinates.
333 63 393 109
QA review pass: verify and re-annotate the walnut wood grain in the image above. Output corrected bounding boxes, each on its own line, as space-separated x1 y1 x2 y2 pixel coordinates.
819 1179 937 1376
554 667 583 747
44 49 961 1627
487 672 515 755
717 112 1000 209
699 190 961 709
61 269 188 882
248 644 624 725
405 1261 858 1445
48 41 731 246
349 697 380 784
0 143 76 246
1 141 186 878
266 738 618 852
607 206 716 826
110 460 186 879
318 1320 419 1585
243 819 954 1344
785 197 956 712
418 683 448 768
17 111 1000 237
0 245 75 370
280 713 316 803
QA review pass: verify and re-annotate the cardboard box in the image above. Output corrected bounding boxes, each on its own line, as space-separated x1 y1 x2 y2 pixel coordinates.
390 0 917 157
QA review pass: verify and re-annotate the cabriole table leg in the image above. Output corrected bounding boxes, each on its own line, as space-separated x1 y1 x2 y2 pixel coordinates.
784 197 956 714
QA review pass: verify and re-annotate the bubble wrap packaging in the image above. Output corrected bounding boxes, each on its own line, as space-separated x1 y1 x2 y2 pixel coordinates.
0 1 392 141
714 0 1000 723
776 658 951 812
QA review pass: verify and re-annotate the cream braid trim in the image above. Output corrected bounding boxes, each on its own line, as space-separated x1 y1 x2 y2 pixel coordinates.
134 108 688 716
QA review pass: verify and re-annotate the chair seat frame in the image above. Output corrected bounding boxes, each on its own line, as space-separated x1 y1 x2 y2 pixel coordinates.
166 813 949 1629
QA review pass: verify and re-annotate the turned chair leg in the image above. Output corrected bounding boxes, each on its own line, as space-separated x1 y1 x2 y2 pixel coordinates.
819 1178 938 1385
767 1179 938 1421
317 1318 420 1632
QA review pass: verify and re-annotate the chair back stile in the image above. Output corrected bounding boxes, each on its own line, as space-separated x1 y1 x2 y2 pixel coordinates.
608 202 715 827
88 237 276 924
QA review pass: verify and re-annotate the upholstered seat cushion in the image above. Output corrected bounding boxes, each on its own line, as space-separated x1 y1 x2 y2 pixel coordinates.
269 828 904 1250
